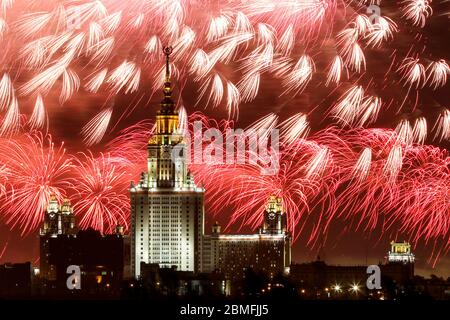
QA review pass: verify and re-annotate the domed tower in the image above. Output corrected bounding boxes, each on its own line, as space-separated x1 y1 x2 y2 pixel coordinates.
41 195 60 236
40 196 77 237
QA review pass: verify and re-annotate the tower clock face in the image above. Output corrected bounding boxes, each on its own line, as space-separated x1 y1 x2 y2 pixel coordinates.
268 212 276 220
161 146 171 159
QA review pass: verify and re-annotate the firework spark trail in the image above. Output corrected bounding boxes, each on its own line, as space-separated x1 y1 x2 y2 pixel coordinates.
365 16 398 48
395 119 413 145
352 147 372 182
28 94 46 129
434 109 450 142
401 0 433 27
412 116 427 144
326 55 345 86
0 97 20 136
81 107 113 146
106 118 154 178
282 54 315 95
0 240 7 261
426 59 449 89
331 85 365 126
280 112 310 145
398 57 427 89
0 73 14 111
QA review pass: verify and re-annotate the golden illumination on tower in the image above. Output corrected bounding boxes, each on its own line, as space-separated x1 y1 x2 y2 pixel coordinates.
263 195 286 234
388 240 415 263
390 241 411 254
60 198 73 214
266 195 283 213
149 46 182 145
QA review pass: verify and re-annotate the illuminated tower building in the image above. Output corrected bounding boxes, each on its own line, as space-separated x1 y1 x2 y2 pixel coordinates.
130 47 205 278
387 241 415 264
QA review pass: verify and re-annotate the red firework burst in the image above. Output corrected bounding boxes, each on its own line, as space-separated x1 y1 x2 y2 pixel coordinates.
70 152 130 234
0 132 72 234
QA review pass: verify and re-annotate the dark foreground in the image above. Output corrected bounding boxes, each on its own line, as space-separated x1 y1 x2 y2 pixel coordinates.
1 296 448 319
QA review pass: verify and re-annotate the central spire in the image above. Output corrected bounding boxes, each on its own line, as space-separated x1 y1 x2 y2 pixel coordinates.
164 46 172 82
160 46 175 115
152 46 179 138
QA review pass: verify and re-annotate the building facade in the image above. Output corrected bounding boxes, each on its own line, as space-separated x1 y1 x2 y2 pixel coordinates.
130 47 205 277
202 196 291 280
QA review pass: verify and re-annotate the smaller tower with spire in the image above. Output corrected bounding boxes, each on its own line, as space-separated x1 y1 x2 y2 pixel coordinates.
40 196 77 237
261 195 286 235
